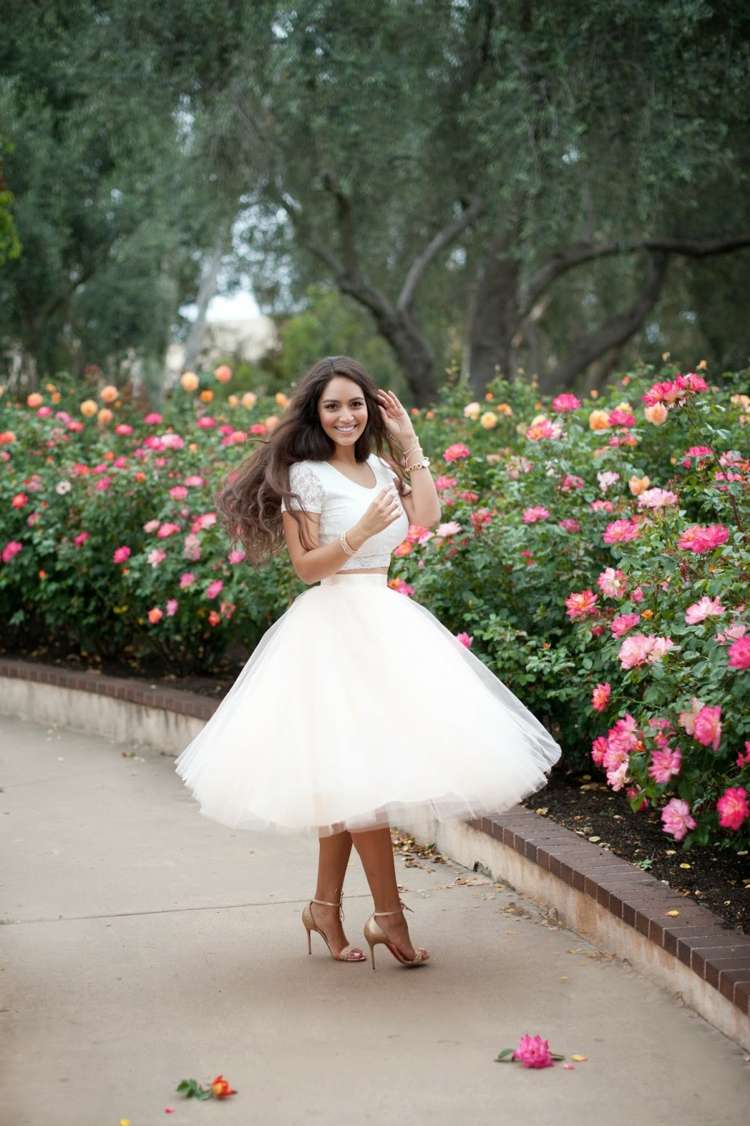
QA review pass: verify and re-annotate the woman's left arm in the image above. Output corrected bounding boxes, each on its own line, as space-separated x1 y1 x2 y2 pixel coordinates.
377 389 441 529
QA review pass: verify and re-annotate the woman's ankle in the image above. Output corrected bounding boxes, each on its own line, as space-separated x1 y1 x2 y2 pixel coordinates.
313 889 342 905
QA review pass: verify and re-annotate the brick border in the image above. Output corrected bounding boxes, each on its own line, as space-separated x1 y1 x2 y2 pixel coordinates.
466 810 750 1016
0 656 216 720
2 655 749 1018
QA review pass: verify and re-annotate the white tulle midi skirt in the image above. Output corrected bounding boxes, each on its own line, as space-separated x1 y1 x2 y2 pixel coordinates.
174 572 562 839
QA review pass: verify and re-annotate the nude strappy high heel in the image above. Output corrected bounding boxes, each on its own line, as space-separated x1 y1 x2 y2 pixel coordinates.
363 899 430 971
301 898 367 962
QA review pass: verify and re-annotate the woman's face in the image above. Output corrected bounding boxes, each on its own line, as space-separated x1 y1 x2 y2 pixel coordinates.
317 376 369 449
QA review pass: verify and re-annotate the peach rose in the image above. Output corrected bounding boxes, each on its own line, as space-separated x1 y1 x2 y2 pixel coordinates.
180 371 199 392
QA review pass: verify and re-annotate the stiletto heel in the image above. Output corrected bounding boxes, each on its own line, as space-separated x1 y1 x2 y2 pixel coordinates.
301 898 367 963
363 899 430 970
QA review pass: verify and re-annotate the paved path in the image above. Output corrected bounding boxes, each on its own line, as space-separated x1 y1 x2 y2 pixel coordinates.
1 713 748 1125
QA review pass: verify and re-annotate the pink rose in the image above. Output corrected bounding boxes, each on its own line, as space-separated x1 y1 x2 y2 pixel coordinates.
443 443 471 462
591 735 608 766
2 540 23 563
522 506 550 523
597 567 628 598
591 683 611 712
565 590 598 621
716 786 749 831
637 488 678 509
685 596 725 624
618 634 675 669
611 613 641 638
183 534 201 561
512 1033 554 1069
693 705 722 751
661 798 696 841
603 518 641 544
648 749 682 784
112 545 131 564
677 523 729 554
157 522 181 538
436 521 462 537
607 713 640 755
727 636 750 670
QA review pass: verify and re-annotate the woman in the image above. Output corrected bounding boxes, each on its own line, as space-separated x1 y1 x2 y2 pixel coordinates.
174 356 562 970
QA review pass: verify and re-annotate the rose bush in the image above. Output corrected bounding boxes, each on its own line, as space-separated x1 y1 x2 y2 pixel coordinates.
387 363 749 852
1 359 748 850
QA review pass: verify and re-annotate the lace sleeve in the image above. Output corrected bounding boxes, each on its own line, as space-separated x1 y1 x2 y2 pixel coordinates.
280 461 324 513
377 455 412 496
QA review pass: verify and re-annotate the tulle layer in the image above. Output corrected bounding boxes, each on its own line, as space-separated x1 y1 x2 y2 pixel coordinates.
174 572 562 840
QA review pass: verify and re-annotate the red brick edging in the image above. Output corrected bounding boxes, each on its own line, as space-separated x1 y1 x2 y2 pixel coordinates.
2 655 749 1019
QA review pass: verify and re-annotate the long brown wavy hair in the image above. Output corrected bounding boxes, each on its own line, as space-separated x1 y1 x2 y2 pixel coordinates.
214 355 411 565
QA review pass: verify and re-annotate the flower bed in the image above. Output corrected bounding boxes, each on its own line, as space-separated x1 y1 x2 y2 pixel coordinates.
1 360 748 853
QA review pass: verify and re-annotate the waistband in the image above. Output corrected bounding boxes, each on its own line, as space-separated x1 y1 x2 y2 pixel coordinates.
319 572 389 587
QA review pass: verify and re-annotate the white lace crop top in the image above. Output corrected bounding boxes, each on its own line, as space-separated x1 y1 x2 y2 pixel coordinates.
280 453 410 570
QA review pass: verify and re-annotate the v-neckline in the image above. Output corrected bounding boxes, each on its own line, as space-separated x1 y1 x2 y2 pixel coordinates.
325 453 378 491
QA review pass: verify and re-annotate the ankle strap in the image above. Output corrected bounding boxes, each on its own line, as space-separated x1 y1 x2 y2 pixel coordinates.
311 898 341 907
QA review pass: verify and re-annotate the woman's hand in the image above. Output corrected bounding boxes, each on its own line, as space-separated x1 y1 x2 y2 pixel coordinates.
376 388 418 450
354 486 403 540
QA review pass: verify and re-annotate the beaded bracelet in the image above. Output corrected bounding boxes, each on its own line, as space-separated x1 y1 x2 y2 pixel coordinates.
339 530 356 556
405 456 431 474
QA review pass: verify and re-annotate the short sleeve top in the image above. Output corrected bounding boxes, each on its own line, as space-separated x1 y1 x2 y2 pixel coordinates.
280 453 410 570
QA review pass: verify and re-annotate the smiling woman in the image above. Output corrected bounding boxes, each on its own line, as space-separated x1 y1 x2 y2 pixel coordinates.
174 354 562 968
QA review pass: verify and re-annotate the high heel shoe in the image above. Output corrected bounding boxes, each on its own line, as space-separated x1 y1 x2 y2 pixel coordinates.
363 899 430 971
301 898 367 963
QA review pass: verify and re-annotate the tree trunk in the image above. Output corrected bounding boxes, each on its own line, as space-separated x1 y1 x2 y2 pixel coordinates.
372 307 438 407
467 237 521 392
182 234 227 375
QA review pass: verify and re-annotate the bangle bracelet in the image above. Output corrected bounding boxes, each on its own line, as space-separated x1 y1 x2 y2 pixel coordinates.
339 530 356 556
400 443 422 466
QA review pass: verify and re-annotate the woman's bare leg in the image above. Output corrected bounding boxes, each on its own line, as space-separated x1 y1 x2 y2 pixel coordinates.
311 829 365 957
350 825 429 961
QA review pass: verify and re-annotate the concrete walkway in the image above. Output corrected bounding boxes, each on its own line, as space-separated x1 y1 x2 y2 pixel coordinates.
1 713 748 1125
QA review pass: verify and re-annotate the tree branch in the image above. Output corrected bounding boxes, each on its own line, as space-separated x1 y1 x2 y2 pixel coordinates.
398 195 484 312
549 252 669 388
521 234 750 321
